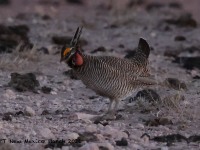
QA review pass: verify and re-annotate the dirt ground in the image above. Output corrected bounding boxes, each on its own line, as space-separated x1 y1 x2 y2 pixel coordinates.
0 0 200 150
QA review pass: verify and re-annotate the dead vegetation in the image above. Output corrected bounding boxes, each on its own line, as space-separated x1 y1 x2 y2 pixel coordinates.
0 42 40 71
133 88 193 125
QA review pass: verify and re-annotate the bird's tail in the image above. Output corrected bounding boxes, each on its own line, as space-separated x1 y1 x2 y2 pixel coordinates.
137 38 150 58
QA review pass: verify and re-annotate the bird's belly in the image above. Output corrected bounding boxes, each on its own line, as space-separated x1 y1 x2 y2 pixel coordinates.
76 72 134 99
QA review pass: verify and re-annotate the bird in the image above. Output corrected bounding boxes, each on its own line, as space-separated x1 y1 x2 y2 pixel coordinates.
60 27 159 120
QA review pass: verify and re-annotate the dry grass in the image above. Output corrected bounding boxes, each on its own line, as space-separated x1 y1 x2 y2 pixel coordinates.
134 88 192 123
0 43 40 71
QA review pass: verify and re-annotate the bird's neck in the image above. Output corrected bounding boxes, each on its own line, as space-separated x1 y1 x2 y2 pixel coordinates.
67 51 84 68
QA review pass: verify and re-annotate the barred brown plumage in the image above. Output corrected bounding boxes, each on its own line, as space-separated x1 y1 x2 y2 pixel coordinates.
60 27 158 120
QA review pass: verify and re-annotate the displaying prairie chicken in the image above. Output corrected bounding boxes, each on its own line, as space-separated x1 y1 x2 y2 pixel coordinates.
60 27 158 120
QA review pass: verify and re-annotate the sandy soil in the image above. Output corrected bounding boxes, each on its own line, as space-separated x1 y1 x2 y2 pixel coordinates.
0 0 200 150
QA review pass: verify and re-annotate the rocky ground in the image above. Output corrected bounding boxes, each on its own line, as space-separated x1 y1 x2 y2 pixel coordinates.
0 0 200 150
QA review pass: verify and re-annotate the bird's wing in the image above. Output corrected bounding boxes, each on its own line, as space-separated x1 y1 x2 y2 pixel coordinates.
98 56 149 77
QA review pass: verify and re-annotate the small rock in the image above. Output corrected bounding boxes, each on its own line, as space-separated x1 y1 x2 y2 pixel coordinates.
173 56 200 70
98 143 114 150
193 75 200 79
127 0 144 8
45 148 52 150
129 132 142 141
168 2 182 9
0 142 14 150
78 132 98 142
101 126 128 140
164 47 180 58
52 36 87 46
37 47 49 54
3 89 16 99
165 13 197 28
85 125 97 133
118 44 124 48
188 135 200 143
39 128 55 139
79 143 99 150
115 137 128 146
41 110 50 115
66 0 83 5
145 117 173 126
0 0 10 5
0 24 31 53
62 146 70 150
2 113 13 121
71 112 97 120
150 32 157 38
135 123 144 129
66 132 79 141
174 35 186 41
104 24 118 29
8 72 39 92
161 146 169 150
130 144 143 149
90 47 107 54
51 91 57 95
140 133 150 145
42 14 52 20
89 96 98 99
24 106 35 116
15 111 24 116
41 86 52 94
152 134 188 143
95 134 105 141
146 2 165 11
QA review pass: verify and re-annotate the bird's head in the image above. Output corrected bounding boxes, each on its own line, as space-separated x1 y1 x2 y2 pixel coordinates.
60 27 83 66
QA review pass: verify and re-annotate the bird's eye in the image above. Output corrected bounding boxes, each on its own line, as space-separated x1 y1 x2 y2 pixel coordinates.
63 48 71 57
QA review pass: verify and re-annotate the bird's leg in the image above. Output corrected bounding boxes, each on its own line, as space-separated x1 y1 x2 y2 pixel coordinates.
106 99 114 114
93 99 117 122
113 100 119 115
100 99 119 120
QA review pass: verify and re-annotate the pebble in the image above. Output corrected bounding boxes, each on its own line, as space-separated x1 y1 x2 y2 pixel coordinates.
161 147 169 150
51 91 57 95
101 125 128 140
66 132 79 140
141 134 150 145
79 143 99 150
62 146 70 150
39 127 55 139
129 130 143 142
72 112 97 121
24 106 36 116
0 143 14 150
3 89 16 99
95 134 105 141
116 137 128 146
97 142 114 150
85 124 97 133
135 123 145 129
130 144 143 150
